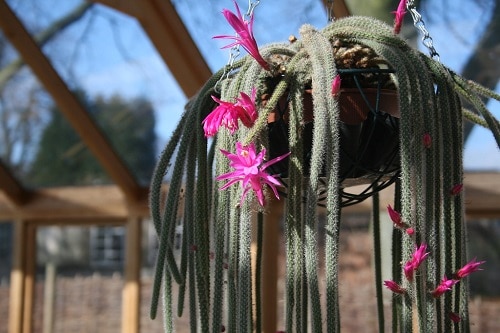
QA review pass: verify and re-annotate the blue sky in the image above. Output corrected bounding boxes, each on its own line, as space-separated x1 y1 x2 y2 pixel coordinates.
23 0 499 170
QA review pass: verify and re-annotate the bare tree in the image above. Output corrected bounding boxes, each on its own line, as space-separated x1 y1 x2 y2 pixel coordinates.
460 0 500 138
346 0 499 141
0 2 93 177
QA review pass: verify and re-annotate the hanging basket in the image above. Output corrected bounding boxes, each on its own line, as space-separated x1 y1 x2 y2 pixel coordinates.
266 68 400 206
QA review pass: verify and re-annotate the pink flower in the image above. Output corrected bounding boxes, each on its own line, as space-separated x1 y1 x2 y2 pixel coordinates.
455 258 485 279
384 280 406 294
217 142 290 206
392 0 407 34
423 133 432 149
387 204 404 228
450 183 463 196
431 276 459 298
449 312 461 323
331 75 342 96
202 89 257 137
405 228 415 235
403 243 429 281
412 243 430 266
235 88 258 126
403 261 415 281
214 1 270 70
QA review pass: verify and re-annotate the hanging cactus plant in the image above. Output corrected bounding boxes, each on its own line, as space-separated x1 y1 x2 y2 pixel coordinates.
149 4 500 332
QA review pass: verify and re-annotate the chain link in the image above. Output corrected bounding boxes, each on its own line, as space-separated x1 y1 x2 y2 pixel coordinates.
406 0 440 60
245 0 260 19
325 0 335 22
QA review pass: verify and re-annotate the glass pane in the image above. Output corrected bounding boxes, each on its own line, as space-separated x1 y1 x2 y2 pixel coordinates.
141 218 188 332
2 1 186 188
467 218 500 331
33 225 124 332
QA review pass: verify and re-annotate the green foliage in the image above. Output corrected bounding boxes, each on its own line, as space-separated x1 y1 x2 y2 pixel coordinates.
28 92 156 187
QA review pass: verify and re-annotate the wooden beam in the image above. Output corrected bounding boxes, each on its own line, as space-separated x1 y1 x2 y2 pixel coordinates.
139 0 212 97
462 172 500 218
0 160 30 206
122 216 142 333
93 0 212 97
0 171 498 221
0 185 150 221
0 0 142 201
89 0 138 17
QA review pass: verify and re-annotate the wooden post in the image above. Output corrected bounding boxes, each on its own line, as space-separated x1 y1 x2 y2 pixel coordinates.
261 197 284 332
9 220 26 333
22 223 36 333
42 262 56 333
121 216 142 333
8 220 36 333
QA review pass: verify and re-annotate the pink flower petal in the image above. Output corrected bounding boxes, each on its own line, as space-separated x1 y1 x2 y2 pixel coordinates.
450 183 463 196
455 258 485 279
423 133 432 149
202 89 258 137
384 280 406 294
387 204 404 228
403 243 429 281
214 1 269 70
217 142 289 206
431 276 459 298
392 0 407 34
331 75 341 96
449 312 461 323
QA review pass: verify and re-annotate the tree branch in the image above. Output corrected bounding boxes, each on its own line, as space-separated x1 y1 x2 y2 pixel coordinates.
0 1 93 89
461 0 500 140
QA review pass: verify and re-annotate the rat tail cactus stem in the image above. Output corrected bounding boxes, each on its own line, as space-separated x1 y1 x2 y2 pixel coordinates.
150 15 500 333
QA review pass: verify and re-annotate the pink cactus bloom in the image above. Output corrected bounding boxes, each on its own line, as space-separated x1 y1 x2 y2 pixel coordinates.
455 258 485 279
412 243 430 266
392 0 407 34
217 142 290 206
403 260 415 281
403 243 429 281
331 74 342 96
405 227 415 235
214 1 270 70
202 89 257 137
383 280 406 294
449 312 461 323
450 183 464 196
423 133 432 149
431 276 459 298
387 204 404 228
234 88 258 127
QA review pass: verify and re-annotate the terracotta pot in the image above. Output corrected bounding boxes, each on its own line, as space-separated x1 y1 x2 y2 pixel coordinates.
266 87 400 180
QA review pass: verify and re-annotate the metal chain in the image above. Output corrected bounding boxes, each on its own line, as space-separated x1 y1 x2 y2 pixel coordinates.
245 0 260 19
406 0 440 60
215 0 261 92
325 0 335 22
